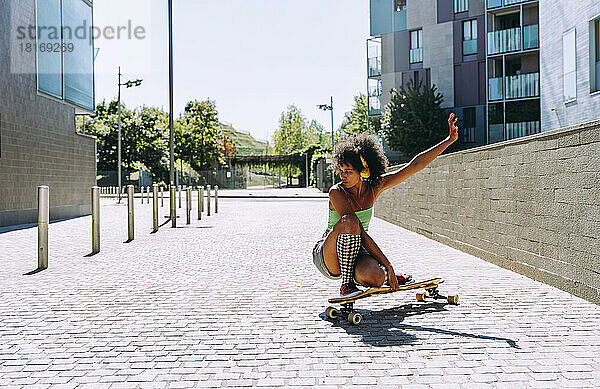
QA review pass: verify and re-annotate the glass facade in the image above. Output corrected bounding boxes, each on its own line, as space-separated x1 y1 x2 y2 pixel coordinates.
36 0 63 99
523 24 539 49
454 0 468 13
463 20 478 55
36 0 95 112
62 0 94 111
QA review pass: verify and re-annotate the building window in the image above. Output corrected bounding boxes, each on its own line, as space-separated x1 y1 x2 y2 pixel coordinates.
592 18 600 92
562 28 577 102
455 0 468 14
462 108 476 143
463 20 477 55
410 29 423 64
395 0 406 12
36 0 95 112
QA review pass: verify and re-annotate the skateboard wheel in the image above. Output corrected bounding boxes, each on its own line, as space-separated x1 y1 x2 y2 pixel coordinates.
347 311 362 325
447 295 459 305
325 306 340 319
416 292 427 302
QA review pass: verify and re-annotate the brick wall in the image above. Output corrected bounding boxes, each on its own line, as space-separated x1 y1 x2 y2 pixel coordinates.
0 0 96 227
376 120 600 304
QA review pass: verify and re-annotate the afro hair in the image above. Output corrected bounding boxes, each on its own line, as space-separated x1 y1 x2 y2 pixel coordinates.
332 132 388 188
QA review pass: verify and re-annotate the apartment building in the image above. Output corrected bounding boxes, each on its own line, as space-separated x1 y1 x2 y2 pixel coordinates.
539 0 600 130
368 0 488 150
369 0 600 147
0 0 96 227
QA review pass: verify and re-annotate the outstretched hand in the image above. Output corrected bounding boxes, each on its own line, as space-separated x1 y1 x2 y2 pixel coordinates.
447 113 459 143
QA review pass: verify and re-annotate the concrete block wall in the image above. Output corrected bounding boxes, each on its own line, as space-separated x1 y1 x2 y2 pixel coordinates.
0 0 96 227
376 120 600 304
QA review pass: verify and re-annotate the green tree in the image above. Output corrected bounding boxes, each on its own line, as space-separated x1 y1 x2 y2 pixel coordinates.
179 99 225 170
340 93 381 135
273 105 307 154
382 79 448 157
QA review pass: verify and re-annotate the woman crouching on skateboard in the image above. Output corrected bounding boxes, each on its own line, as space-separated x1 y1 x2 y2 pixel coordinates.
313 113 459 298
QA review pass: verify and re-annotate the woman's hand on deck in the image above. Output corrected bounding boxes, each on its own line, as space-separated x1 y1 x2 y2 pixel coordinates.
386 265 399 291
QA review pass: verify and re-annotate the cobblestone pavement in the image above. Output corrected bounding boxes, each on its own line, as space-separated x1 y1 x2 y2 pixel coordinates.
1 197 599 388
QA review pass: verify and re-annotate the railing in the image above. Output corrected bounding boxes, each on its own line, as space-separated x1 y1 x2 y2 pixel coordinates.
506 121 540 139
463 39 477 55
523 24 539 49
368 83 382 97
454 0 468 13
488 77 503 100
462 127 476 143
368 57 381 77
410 47 423 63
368 96 382 116
487 27 521 55
505 72 539 99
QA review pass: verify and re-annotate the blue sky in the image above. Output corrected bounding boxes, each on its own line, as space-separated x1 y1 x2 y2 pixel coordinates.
93 0 370 143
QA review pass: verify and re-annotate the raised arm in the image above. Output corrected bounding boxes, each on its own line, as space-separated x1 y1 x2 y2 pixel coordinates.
377 113 459 193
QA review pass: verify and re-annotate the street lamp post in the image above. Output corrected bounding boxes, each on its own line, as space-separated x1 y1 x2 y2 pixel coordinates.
168 0 175 224
117 66 142 203
317 96 335 187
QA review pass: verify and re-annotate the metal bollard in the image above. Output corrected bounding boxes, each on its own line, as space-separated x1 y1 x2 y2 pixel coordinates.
197 186 202 220
215 185 218 214
152 184 158 232
200 186 204 213
38 186 49 269
206 185 211 216
186 187 191 225
140 186 144 203
178 185 182 208
92 186 100 253
147 186 151 204
160 186 164 207
170 185 177 228
127 185 134 241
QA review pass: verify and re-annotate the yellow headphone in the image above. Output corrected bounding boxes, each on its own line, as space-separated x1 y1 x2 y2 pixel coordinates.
359 155 370 181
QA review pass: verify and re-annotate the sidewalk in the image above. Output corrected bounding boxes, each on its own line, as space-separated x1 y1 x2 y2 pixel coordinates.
0 197 599 388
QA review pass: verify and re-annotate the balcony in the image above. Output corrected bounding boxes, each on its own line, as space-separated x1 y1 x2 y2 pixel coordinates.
463 39 477 55
368 56 381 78
506 121 540 139
488 77 503 100
523 24 539 49
488 27 521 55
505 72 539 99
410 47 423 64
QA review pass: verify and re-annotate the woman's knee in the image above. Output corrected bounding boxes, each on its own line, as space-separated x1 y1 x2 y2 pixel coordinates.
334 214 361 235
355 258 385 287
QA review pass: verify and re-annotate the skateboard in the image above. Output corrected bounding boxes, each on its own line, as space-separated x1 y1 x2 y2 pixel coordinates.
324 278 458 325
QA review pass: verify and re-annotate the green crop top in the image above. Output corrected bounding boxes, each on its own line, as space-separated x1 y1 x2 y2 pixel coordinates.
327 207 373 232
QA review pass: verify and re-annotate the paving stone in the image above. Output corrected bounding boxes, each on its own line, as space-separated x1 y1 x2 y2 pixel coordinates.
0 198 599 388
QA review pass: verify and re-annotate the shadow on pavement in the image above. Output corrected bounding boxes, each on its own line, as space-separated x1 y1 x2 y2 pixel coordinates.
23 268 45 276
322 302 518 348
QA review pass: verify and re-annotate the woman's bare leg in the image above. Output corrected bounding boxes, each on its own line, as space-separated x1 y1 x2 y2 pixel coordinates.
354 255 386 287
323 214 387 286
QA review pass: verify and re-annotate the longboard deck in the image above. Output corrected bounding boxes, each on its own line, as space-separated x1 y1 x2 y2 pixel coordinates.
328 277 444 305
